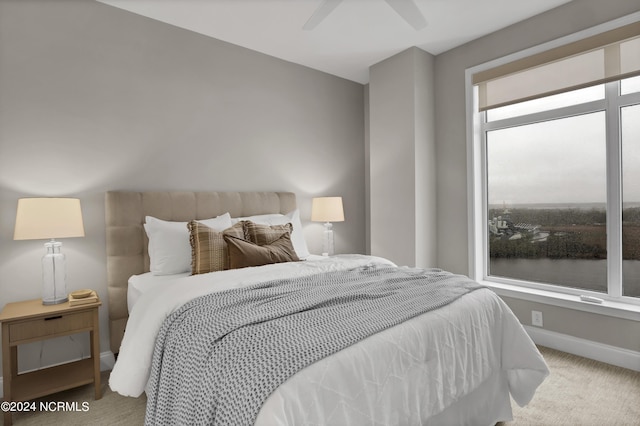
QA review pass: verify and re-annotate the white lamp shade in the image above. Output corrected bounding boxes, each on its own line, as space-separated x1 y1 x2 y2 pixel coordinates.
311 197 345 223
14 198 85 240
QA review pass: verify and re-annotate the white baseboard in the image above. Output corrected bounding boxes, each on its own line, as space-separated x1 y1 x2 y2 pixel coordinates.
525 325 640 372
0 350 115 399
100 350 116 371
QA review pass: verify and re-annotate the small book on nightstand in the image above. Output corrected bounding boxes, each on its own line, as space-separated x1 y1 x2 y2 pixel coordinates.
68 290 99 306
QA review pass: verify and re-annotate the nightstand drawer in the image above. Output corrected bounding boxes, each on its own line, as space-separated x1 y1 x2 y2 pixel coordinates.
8 311 94 343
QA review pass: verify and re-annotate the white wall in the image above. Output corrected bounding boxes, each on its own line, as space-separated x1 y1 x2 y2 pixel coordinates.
0 0 366 373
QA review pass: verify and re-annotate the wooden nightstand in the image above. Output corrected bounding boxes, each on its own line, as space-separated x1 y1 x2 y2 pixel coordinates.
0 298 102 426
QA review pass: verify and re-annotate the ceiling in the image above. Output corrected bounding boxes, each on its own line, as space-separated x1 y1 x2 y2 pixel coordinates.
97 0 572 84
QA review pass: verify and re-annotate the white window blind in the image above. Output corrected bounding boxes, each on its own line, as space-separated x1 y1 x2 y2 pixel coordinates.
474 21 640 111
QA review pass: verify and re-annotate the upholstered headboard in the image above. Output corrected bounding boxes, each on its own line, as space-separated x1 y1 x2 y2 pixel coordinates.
105 191 297 353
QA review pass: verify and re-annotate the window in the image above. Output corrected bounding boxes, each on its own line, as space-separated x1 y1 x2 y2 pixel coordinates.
486 85 604 121
622 102 640 297
468 21 640 306
486 108 608 294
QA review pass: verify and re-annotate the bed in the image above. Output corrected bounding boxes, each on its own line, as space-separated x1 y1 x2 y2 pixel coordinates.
106 191 549 425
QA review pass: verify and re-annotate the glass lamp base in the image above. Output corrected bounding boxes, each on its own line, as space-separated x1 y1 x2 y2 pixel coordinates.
42 240 68 305
322 222 335 256
42 295 69 305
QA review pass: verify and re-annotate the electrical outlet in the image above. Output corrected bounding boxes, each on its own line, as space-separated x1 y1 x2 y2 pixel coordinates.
532 310 543 327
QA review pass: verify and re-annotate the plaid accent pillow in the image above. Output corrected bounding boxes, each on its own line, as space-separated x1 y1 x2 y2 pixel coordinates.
243 221 293 246
188 221 245 274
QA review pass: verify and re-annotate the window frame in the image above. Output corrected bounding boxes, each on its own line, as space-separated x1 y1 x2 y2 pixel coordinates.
465 13 640 321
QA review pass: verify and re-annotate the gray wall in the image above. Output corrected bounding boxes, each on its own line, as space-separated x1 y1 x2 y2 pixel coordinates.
369 47 437 268
0 0 366 371
434 0 640 351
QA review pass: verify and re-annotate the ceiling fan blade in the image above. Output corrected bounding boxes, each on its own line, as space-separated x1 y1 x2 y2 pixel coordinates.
384 0 427 30
303 0 343 31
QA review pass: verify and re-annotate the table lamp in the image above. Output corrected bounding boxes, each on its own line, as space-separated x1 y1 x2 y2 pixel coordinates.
14 198 85 305
311 196 344 256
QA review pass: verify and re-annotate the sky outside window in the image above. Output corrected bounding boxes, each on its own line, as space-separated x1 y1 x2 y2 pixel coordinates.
487 112 607 207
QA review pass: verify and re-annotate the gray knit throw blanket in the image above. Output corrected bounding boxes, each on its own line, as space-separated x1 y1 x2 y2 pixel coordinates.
145 265 483 426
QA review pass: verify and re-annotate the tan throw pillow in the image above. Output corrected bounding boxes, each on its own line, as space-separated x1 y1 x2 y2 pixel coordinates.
224 233 299 269
243 221 293 246
188 221 245 274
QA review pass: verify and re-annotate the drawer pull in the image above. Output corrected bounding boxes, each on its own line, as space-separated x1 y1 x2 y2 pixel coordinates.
44 315 63 321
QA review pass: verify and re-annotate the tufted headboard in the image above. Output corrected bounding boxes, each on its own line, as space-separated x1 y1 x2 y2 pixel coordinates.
105 191 297 353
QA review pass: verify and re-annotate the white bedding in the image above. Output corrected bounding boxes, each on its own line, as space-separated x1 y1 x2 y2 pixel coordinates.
127 272 190 313
110 255 549 424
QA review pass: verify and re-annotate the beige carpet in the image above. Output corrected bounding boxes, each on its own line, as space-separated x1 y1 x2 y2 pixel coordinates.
502 346 640 426
3 346 639 425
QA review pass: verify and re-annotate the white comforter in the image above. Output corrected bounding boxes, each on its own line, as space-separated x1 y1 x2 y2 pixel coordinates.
110 255 549 424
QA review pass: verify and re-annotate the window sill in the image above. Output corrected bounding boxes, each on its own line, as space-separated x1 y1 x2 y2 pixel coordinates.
479 279 640 322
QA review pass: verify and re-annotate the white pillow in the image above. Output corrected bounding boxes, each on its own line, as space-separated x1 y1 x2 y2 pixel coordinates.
144 213 232 275
232 209 310 259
